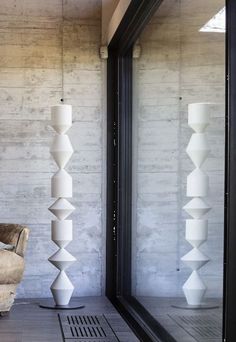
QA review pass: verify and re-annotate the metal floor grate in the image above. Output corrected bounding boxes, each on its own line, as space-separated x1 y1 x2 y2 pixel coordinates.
169 314 222 341
59 314 119 341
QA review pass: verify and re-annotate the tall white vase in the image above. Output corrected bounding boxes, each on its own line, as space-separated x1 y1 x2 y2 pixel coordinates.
49 104 75 306
182 103 211 306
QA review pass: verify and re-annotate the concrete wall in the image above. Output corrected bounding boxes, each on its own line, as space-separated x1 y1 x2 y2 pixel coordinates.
133 0 225 298
0 0 105 298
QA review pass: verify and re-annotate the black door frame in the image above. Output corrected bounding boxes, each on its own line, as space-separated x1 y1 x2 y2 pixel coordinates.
224 1 236 341
106 1 234 341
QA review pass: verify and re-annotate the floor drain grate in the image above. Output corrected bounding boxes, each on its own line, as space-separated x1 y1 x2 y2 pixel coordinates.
59 314 119 341
191 325 222 338
169 314 222 341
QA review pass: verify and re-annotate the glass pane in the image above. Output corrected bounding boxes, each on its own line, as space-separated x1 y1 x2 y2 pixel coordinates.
132 1 225 340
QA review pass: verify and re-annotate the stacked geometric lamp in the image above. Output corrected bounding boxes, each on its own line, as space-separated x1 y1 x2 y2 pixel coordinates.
181 103 211 307
46 104 76 308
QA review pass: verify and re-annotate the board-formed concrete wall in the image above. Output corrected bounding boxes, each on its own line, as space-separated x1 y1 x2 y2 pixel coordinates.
133 0 225 298
0 0 105 298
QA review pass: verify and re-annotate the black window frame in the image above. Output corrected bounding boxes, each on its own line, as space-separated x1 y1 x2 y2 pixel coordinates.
106 1 234 341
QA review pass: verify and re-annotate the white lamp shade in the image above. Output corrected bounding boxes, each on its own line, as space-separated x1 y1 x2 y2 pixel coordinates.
52 220 73 248
182 102 212 307
183 198 211 219
50 135 73 169
181 248 209 270
188 103 210 133
51 270 74 306
186 133 210 167
183 270 207 306
185 219 208 248
51 169 72 198
49 248 76 271
49 198 75 220
187 168 209 197
51 105 72 134
49 103 75 306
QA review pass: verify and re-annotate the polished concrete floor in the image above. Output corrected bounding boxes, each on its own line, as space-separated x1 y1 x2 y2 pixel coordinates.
0 297 139 342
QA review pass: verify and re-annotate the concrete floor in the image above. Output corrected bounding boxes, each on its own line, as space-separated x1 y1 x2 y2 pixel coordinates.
0 297 139 342
0 296 223 342
138 296 223 342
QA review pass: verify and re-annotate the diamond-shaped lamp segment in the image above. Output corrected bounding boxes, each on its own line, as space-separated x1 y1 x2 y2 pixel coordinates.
183 270 207 306
50 135 73 169
51 270 74 306
188 103 210 133
49 198 75 220
49 248 76 271
186 133 210 167
181 248 210 270
183 198 211 219
51 270 74 290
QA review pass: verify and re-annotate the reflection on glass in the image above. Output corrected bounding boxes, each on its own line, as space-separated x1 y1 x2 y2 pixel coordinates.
132 0 225 340
200 7 225 33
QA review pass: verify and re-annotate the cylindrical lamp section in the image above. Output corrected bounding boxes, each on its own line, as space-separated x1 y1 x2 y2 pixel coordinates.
52 220 73 248
51 105 72 134
185 219 208 247
51 169 72 198
187 168 209 197
188 103 210 133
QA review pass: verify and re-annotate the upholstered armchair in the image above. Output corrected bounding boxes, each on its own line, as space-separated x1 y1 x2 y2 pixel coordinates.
0 224 29 314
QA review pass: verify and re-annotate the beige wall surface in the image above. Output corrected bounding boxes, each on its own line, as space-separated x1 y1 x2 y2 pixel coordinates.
0 0 105 298
102 0 119 43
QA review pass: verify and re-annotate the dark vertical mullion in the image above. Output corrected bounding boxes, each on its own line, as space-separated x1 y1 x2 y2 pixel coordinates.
116 55 122 297
124 51 133 296
224 0 236 340
223 0 229 340
106 49 118 299
117 52 133 297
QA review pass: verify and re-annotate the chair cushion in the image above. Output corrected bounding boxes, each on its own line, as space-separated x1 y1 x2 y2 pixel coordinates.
0 250 24 284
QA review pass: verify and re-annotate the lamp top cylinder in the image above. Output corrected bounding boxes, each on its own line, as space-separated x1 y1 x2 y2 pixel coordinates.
188 103 212 115
52 104 72 109
188 103 212 133
51 104 72 134
51 104 72 119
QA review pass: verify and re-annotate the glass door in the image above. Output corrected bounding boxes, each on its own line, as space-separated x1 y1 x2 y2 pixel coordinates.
106 1 236 341
131 1 225 341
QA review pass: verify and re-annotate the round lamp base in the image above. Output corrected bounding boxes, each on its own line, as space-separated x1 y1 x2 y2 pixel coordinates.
172 301 219 310
39 299 85 310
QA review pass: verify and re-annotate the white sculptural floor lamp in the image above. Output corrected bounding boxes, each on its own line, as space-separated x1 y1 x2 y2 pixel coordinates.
40 104 84 310
173 103 219 310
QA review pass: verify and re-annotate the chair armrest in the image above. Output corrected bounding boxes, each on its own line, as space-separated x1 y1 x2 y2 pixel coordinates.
0 224 30 257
